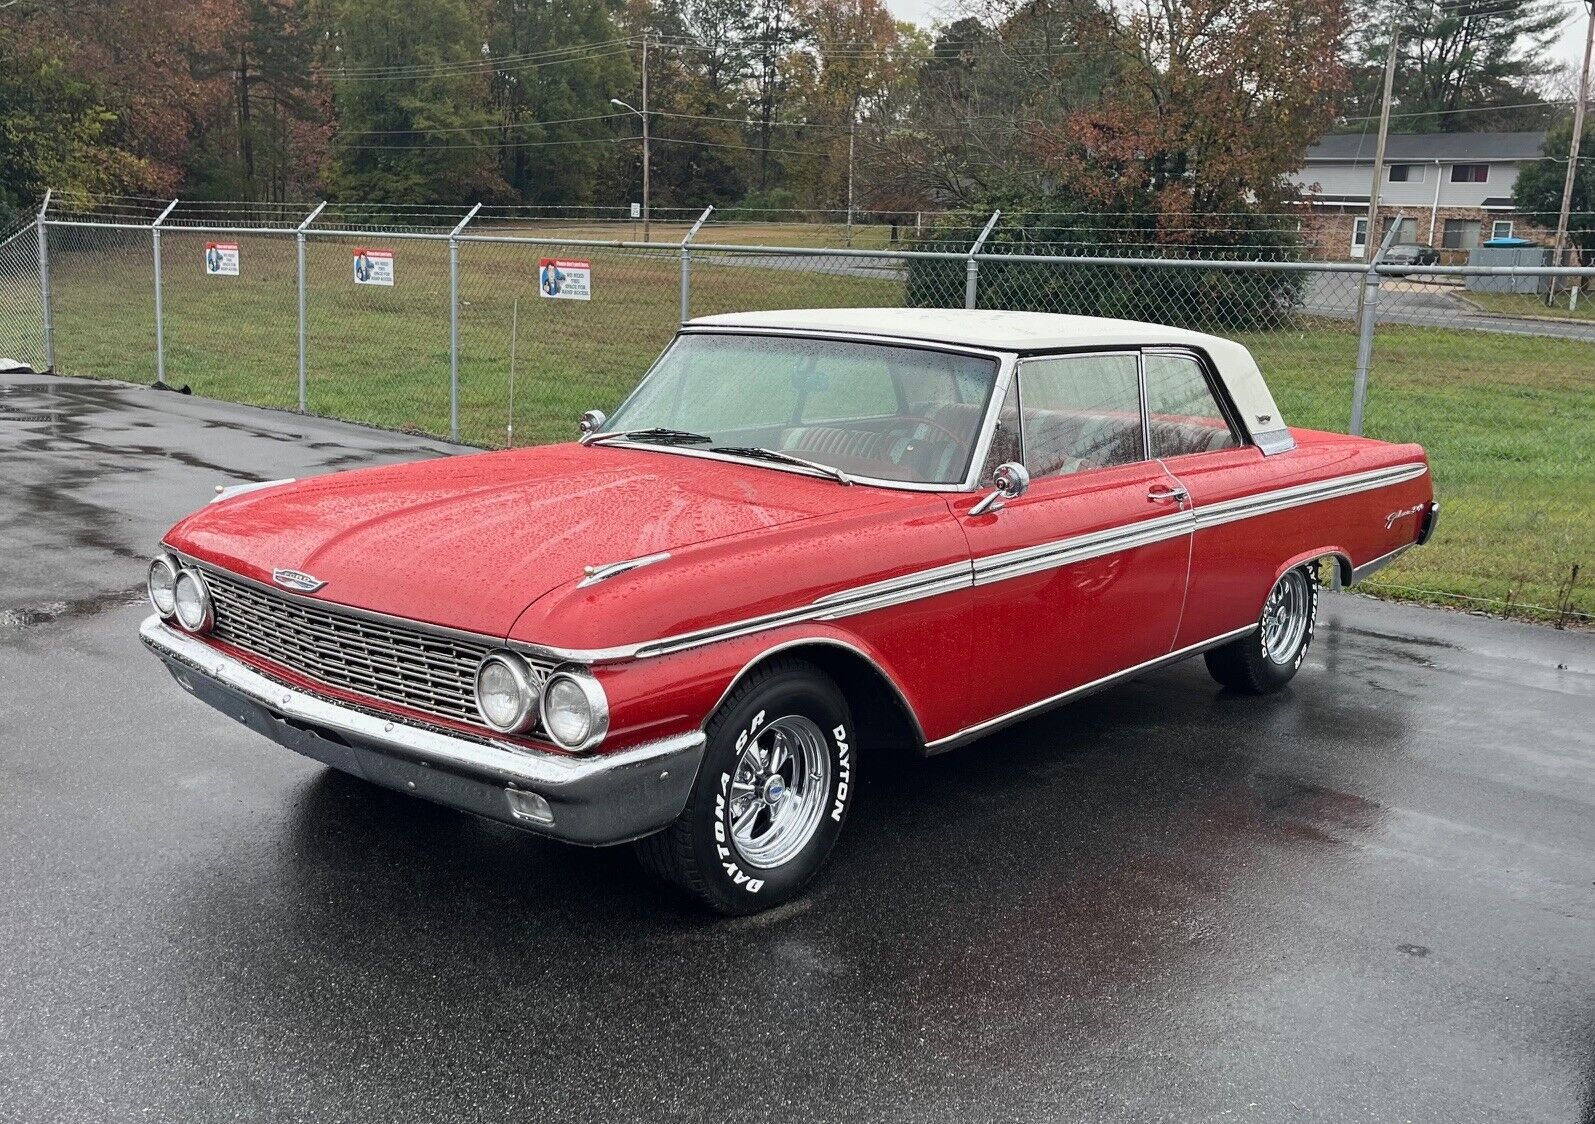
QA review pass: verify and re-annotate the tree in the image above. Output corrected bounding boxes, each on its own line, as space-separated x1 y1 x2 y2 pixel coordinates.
476 0 632 206
0 32 142 227
320 0 510 205
188 0 326 201
1342 0 1564 132
1513 120 1595 257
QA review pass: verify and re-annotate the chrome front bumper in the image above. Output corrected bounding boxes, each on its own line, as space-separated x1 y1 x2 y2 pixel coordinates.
140 615 705 846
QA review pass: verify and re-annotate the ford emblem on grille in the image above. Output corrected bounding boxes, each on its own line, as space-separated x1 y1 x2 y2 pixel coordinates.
272 568 326 593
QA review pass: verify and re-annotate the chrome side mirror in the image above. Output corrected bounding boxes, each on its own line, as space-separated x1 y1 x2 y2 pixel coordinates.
969 462 1029 516
578 409 606 442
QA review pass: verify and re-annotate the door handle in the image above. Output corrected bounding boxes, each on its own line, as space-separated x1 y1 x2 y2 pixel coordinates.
1148 483 1189 505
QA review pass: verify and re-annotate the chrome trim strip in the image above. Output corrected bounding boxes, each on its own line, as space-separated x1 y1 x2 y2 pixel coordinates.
168 462 1430 668
1350 543 1412 584
972 509 1194 587
211 477 295 504
1192 463 1428 531
925 624 1259 752
141 614 705 781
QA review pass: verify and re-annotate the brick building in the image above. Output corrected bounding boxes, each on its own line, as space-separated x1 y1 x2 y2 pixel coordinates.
1288 131 1553 261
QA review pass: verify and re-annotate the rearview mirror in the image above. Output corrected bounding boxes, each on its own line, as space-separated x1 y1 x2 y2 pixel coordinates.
969 462 1029 517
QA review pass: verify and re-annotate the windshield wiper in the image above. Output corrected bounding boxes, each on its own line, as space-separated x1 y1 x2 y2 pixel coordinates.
710 446 852 485
586 427 712 447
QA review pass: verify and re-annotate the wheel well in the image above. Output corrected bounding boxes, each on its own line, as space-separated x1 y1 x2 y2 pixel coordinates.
729 641 925 755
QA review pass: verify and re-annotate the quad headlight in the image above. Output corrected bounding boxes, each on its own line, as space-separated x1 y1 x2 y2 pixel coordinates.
539 669 609 752
474 651 539 734
147 555 179 618
171 568 213 633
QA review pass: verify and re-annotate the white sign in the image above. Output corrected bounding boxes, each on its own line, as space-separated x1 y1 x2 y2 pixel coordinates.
204 242 239 277
352 248 394 286
630 202 641 219
539 258 591 301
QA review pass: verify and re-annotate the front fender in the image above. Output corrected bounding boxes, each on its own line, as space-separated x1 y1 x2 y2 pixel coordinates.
588 620 928 753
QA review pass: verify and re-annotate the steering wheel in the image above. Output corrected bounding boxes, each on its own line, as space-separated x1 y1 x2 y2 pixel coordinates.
901 414 966 447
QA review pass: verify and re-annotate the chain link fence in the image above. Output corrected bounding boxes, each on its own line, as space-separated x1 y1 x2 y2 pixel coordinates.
2 194 1590 623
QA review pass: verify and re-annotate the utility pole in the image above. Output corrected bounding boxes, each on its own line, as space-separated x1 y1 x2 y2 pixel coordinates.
846 116 856 248
1364 23 1400 260
642 31 651 244
1549 0 1593 304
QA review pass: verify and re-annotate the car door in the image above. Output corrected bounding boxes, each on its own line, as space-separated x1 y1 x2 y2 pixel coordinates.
948 351 1193 730
1139 348 1270 650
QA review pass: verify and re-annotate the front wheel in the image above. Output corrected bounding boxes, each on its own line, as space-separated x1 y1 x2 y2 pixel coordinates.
634 659 855 914
1205 564 1319 694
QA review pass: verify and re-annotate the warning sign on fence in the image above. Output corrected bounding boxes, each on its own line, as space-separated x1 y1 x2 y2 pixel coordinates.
204 243 239 277
353 248 395 286
538 258 591 301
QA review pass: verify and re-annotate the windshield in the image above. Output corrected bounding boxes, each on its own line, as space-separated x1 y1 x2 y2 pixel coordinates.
600 333 1001 485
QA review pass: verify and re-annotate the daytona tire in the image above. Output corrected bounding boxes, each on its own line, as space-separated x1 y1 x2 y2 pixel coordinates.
1204 564 1319 694
634 658 855 915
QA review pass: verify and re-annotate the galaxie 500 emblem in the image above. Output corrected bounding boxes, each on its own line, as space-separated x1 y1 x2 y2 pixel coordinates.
1385 503 1426 530
272 568 326 593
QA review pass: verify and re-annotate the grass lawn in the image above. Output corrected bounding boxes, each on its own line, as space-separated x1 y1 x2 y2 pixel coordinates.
37 234 1595 620
1456 289 1595 323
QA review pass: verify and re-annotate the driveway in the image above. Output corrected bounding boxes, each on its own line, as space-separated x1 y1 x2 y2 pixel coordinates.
1304 272 1595 340
2 373 1591 1123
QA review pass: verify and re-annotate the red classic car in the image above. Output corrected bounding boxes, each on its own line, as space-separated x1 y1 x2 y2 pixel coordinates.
142 308 1437 913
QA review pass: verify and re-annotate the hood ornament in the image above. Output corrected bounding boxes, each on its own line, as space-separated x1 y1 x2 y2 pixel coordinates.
272 568 326 593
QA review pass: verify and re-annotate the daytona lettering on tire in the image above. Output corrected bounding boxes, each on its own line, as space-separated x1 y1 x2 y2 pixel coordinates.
634 659 854 915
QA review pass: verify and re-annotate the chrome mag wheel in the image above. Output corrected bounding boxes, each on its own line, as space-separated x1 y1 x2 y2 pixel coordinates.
728 714 832 870
1262 569 1312 664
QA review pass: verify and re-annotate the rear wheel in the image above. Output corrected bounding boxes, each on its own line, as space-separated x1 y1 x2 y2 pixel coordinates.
1205 564 1318 694
634 659 855 915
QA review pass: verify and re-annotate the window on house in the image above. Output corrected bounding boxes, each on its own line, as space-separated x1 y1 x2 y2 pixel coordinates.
1387 164 1423 183
1450 164 1489 183
1442 219 1481 250
1491 220 1514 241
1352 217 1369 252
1382 217 1418 243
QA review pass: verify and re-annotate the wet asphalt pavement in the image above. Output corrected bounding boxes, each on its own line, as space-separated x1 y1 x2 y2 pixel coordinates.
2 372 1592 1123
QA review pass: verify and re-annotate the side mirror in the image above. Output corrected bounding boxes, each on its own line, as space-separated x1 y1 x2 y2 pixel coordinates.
969 462 1029 516
579 409 606 442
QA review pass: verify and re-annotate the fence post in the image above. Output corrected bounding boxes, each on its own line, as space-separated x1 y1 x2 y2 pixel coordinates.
1350 220 1402 437
151 198 179 387
35 189 53 371
295 201 327 414
447 204 482 443
965 210 1001 310
679 205 714 326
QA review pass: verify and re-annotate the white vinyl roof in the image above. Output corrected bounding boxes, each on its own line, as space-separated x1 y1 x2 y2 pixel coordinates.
686 308 1292 449
690 307 1226 353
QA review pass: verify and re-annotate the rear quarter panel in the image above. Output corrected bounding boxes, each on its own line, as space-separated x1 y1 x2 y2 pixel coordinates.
1169 428 1432 647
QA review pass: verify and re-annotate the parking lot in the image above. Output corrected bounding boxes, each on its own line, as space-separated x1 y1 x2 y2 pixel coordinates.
2 371 1591 1123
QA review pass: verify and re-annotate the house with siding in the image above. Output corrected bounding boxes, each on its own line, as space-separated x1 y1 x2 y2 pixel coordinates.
1288 131 1549 260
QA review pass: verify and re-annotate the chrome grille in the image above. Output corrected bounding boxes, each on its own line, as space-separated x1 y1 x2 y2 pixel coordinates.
202 567 550 727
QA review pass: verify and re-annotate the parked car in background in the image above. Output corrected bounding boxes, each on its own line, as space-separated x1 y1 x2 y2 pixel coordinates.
1382 242 1443 271
141 309 1437 914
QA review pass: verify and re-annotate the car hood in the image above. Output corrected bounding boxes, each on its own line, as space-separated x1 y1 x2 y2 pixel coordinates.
166 443 885 636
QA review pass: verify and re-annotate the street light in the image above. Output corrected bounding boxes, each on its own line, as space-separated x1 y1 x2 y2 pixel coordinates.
611 91 649 242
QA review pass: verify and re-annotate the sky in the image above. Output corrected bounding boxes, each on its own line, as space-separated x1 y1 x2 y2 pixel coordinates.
883 0 1593 74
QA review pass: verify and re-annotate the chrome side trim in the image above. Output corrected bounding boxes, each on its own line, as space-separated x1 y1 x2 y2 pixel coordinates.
169 462 1431 668
1350 543 1412 584
973 509 1193 587
579 551 670 587
1193 463 1428 531
925 624 1258 753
